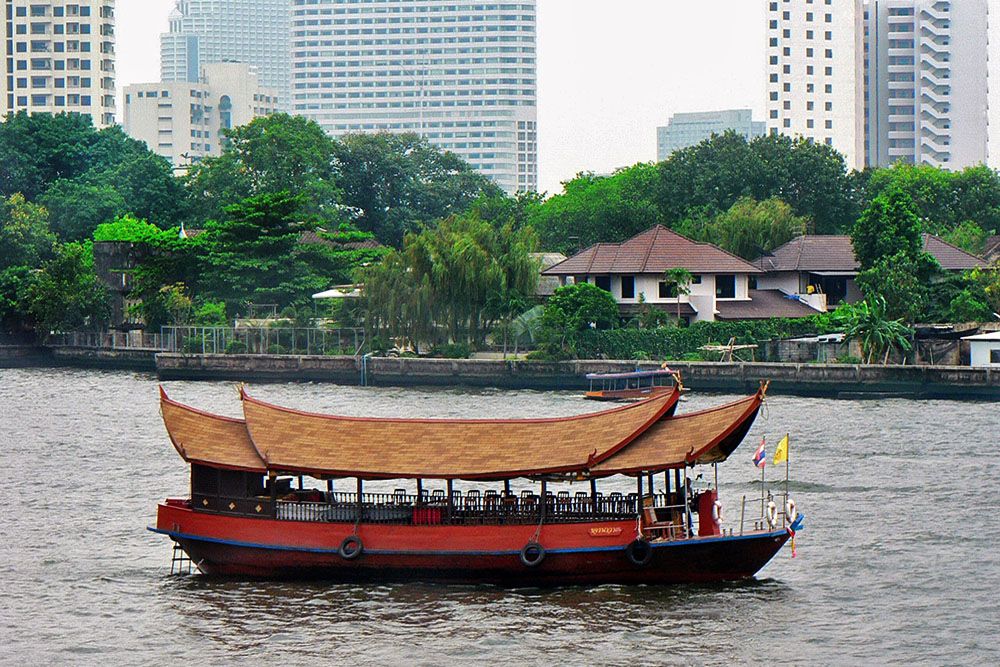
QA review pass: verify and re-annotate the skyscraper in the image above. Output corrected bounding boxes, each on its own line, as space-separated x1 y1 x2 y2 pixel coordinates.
0 0 116 128
866 0 989 168
656 109 765 160
290 0 538 194
765 0 867 170
160 0 289 110
767 0 991 170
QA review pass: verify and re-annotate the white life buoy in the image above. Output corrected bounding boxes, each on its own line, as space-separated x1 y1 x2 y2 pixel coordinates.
766 501 778 529
786 498 798 524
712 500 724 525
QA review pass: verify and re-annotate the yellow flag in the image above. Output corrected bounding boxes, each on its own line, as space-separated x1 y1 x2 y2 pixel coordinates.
773 434 789 465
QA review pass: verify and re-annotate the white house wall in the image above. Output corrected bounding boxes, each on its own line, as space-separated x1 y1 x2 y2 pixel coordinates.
969 341 1000 367
586 273 752 323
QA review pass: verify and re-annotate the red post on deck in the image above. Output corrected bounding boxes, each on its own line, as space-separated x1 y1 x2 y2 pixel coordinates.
698 489 721 537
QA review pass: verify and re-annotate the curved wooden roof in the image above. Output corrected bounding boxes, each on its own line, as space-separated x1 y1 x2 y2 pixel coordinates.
590 389 764 475
239 385 681 480
160 387 266 472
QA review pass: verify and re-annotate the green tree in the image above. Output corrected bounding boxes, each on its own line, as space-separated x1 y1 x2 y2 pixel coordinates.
661 267 694 323
842 296 914 364
0 193 54 271
333 132 502 247
534 282 620 359
26 241 110 333
942 220 988 255
854 251 935 323
41 180 126 241
0 112 95 200
529 163 662 252
185 114 341 222
679 196 808 260
657 132 856 235
851 184 923 269
196 191 328 308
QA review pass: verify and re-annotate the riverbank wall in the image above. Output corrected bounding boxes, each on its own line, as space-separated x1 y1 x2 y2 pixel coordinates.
0 344 50 368
153 353 1000 399
48 346 158 371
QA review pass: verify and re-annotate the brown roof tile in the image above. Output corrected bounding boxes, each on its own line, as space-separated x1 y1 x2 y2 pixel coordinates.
715 290 820 320
984 235 1000 261
762 234 986 273
543 226 762 276
240 386 680 480
160 387 266 472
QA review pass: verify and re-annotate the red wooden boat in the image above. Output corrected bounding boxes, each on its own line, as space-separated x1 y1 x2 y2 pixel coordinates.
151 382 795 585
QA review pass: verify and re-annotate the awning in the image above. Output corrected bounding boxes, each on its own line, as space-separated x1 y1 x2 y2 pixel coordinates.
312 284 362 299
808 271 857 277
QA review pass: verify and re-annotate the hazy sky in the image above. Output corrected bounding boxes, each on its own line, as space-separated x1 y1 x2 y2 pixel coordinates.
114 1 765 194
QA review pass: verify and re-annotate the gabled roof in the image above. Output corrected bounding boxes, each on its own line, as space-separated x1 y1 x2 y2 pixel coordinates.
760 234 987 273
715 290 820 320
985 235 1000 262
542 226 762 276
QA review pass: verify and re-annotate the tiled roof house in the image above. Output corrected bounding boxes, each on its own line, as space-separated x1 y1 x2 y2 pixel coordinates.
757 234 987 311
542 226 819 322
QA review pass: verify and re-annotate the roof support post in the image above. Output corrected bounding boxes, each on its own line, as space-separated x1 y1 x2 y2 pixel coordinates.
356 477 363 522
416 478 423 504
540 479 547 521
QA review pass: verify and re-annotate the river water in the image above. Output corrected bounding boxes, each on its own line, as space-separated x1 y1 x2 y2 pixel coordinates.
1 367 997 665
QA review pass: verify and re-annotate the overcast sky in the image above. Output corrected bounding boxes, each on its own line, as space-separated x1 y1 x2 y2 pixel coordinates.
114 1 767 194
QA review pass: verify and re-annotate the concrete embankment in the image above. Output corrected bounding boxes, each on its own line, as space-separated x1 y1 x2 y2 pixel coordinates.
154 353 1000 399
48 346 158 371
0 344 50 368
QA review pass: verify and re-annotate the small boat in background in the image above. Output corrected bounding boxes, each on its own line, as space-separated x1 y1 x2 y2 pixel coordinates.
585 369 681 401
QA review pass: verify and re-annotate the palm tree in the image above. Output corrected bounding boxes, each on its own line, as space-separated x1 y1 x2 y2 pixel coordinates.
662 268 694 324
843 296 914 364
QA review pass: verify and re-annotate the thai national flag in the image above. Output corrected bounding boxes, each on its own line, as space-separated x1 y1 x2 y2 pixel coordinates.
752 439 766 468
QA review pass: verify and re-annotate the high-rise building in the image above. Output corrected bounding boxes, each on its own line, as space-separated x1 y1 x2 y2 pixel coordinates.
866 0 989 168
656 109 765 160
290 0 538 194
0 0 116 127
160 0 289 111
766 0 867 170
767 0 991 170
123 62 278 168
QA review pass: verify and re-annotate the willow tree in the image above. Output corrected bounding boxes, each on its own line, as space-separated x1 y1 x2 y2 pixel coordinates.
361 213 538 350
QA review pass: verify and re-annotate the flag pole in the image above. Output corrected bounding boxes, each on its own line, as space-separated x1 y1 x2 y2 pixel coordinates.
760 437 766 523
785 432 790 517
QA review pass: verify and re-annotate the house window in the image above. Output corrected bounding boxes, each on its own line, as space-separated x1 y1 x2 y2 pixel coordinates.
658 281 676 299
620 276 635 300
716 275 736 299
595 276 611 292
991 349 1000 364
691 275 702 284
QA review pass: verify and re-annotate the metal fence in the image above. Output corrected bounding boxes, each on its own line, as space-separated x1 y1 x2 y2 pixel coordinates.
160 326 366 356
48 331 168 350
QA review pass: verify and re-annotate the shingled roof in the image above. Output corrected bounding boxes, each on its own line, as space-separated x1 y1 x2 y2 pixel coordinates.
542 226 762 276
985 235 1000 262
760 235 986 273
715 290 821 320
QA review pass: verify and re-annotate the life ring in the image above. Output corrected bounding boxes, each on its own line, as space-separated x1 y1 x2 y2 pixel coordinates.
712 500 724 525
519 541 546 567
338 535 364 560
766 501 778 529
625 538 653 566
786 498 798 524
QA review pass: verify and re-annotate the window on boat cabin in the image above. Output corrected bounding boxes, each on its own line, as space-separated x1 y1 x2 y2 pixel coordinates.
620 275 635 299
716 274 736 299
594 275 611 292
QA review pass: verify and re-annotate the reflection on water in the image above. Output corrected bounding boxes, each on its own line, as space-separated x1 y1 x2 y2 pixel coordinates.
2 368 999 664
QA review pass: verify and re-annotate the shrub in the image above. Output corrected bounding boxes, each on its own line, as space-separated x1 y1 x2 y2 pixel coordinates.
225 340 248 354
267 343 287 355
433 342 472 359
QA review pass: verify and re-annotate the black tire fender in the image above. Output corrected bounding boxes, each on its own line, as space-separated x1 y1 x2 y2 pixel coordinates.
338 535 364 560
625 538 653 566
519 541 546 567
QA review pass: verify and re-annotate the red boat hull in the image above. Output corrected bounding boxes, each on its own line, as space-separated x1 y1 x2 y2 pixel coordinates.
153 503 790 585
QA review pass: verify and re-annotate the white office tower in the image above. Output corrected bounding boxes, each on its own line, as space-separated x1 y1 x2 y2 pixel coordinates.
0 0 116 127
123 62 278 168
160 0 289 111
290 0 538 194
867 0 989 168
766 0 867 170
656 109 766 160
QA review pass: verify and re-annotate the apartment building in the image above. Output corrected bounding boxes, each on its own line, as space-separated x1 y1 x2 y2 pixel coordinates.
123 62 278 168
768 0 991 170
766 0 867 170
0 0 115 127
656 109 766 160
290 0 538 194
160 0 289 111
866 0 989 168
